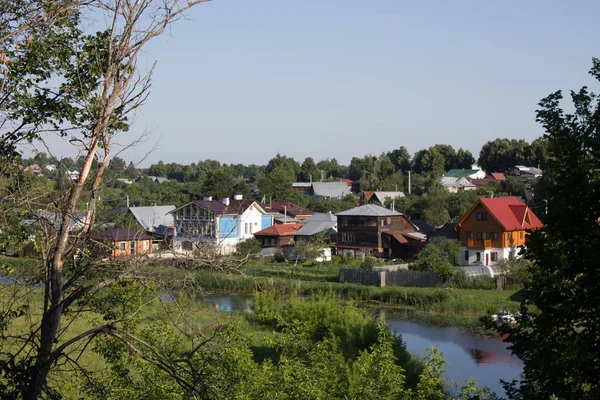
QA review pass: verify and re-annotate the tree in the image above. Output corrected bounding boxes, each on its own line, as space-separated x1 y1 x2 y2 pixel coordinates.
299 157 319 182
477 138 530 173
201 166 234 199
412 238 460 281
506 59 600 400
455 148 475 169
1 1 211 398
501 176 525 196
387 146 411 172
235 237 262 258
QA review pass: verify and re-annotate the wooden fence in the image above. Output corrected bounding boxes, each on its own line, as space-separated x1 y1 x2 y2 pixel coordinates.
338 268 442 288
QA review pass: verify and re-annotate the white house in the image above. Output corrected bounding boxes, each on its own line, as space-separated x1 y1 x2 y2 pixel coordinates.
170 194 274 254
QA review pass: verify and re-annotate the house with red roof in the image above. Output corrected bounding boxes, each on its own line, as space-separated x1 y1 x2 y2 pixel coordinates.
455 197 543 267
170 194 274 254
253 223 304 248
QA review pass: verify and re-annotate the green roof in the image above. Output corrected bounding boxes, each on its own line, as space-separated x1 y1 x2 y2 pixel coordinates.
445 169 479 178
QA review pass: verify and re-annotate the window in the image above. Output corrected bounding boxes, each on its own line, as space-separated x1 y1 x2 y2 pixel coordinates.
476 212 488 221
244 223 248 234
476 232 487 240
387 217 391 225
341 232 355 243
490 232 498 240
467 231 473 239
464 251 469 261
119 242 126 251
380 220 384 227
520 231 524 240
476 252 481 262
129 241 135 255
491 252 498 262
142 240 149 250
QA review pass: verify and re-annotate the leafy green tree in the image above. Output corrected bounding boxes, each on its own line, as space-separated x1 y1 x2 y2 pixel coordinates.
412 237 460 280
327 157 342 178
477 138 530 173
235 237 262 258
201 166 234 199
387 146 411 171
299 156 319 182
501 175 525 196
455 148 476 169
506 59 600 400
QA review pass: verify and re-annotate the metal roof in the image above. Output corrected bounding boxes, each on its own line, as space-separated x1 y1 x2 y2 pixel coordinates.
129 205 175 232
336 204 402 217
445 169 480 178
311 182 352 198
295 219 337 237
302 212 337 223
440 176 476 188
373 191 405 205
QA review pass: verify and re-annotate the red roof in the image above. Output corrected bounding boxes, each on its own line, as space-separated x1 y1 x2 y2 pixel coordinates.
253 223 304 237
478 197 543 231
491 173 507 181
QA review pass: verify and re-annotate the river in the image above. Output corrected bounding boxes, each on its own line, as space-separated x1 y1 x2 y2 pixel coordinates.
200 294 522 397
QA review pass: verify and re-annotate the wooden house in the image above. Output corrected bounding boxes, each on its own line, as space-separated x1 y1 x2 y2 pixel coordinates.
91 228 153 258
253 223 304 248
170 194 274 254
455 197 543 267
335 204 425 259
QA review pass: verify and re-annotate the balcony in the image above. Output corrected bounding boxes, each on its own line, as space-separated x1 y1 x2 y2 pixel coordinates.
466 239 492 249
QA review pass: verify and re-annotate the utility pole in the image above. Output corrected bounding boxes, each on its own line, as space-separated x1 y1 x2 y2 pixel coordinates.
408 170 412 194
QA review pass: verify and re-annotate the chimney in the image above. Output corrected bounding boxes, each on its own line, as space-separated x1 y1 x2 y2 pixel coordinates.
203 194 212 201
222 197 230 206
233 192 243 201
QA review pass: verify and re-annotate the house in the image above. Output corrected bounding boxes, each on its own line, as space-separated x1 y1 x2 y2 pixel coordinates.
490 172 507 182
264 201 314 221
170 194 273 254
253 223 304 248
411 220 435 235
428 222 459 242
66 167 80 182
91 228 154 258
444 166 486 180
294 212 337 242
291 182 312 195
440 176 477 193
272 213 302 225
454 197 543 268
467 177 495 189
311 182 352 199
510 166 542 179
24 164 44 177
360 191 405 206
44 164 57 173
335 204 425 259
135 175 169 184
107 205 176 250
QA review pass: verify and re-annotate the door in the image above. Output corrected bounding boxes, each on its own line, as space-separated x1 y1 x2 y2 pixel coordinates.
485 253 489 266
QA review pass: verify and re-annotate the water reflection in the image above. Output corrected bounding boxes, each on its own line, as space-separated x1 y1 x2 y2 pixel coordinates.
386 315 522 396
192 295 521 396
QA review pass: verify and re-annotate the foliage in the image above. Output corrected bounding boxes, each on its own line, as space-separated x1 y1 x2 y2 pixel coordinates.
506 58 600 400
412 238 460 280
293 231 331 262
235 237 262 258
360 256 377 269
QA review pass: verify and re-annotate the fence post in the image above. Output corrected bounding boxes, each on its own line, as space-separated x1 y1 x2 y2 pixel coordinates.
380 271 386 287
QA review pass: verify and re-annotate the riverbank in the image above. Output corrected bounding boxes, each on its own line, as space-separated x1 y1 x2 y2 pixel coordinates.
148 260 522 330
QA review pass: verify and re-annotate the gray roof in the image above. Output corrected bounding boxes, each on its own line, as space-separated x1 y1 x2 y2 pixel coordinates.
273 213 301 224
302 212 337 223
129 205 175 232
336 204 402 217
440 176 476 188
295 212 337 236
373 191 405 204
311 182 351 198
292 182 312 187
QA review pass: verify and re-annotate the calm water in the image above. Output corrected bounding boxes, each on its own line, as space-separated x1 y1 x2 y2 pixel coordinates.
199 294 522 397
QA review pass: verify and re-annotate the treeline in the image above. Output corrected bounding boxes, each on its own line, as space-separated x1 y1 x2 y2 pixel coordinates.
19 136 547 224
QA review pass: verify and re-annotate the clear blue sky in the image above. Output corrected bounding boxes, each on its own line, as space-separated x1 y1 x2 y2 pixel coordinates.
43 1 600 166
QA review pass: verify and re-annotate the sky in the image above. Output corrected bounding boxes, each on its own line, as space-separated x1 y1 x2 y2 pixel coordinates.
33 0 600 167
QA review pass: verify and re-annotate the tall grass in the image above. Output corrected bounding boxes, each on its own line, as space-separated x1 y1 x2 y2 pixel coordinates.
188 268 520 316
